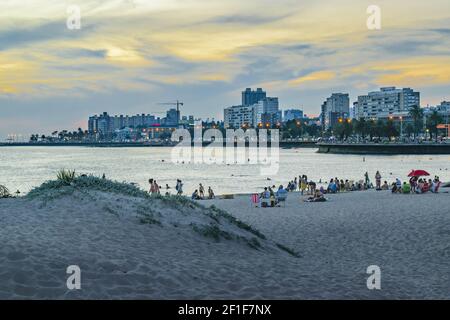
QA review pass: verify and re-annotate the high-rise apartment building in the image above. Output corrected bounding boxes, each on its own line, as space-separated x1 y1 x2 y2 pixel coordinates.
322 93 350 130
224 105 254 129
355 87 420 120
242 88 266 107
253 97 281 127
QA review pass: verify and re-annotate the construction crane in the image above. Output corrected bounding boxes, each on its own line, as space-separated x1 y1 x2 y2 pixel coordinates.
158 100 184 124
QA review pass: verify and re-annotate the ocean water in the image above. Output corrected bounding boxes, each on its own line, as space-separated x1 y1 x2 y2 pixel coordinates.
1 146 449 195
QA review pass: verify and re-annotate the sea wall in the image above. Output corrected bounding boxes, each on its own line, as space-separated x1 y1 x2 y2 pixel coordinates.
317 143 450 155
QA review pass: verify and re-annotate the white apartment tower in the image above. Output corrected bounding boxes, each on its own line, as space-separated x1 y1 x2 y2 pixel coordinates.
355 87 420 120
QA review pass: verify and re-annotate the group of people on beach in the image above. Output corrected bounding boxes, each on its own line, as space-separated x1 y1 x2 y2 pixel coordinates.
148 178 216 200
258 185 290 207
148 178 185 196
191 183 215 200
391 176 442 194
279 168 443 204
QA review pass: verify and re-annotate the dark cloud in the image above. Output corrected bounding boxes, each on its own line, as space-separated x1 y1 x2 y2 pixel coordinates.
378 40 433 54
429 28 450 34
0 21 95 51
56 48 108 59
203 13 291 25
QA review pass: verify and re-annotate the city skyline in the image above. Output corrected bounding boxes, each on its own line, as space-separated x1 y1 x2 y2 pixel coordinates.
1 0 450 137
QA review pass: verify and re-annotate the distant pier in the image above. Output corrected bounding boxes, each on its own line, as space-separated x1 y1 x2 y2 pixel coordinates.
317 143 450 155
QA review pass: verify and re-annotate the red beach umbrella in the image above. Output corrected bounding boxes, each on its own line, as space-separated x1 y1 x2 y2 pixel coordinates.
408 169 430 177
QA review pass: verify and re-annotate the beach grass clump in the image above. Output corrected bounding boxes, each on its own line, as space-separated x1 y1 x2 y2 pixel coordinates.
27 174 149 200
73 175 150 198
56 169 76 185
245 237 262 250
0 185 12 198
191 223 233 241
191 223 263 250
276 244 301 258
156 193 203 209
209 205 266 240
139 213 162 226
136 204 162 226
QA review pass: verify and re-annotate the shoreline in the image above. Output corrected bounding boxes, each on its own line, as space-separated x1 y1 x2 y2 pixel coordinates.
3 142 450 155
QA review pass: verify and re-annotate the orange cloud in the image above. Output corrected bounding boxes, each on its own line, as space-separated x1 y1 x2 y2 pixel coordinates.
373 57 450 87
289 70 336 86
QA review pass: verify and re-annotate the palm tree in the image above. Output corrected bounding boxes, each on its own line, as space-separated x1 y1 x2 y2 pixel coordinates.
354 118 367 140
405 124 414 138
427 110 444 142
409 105 424 139
385 119 399 140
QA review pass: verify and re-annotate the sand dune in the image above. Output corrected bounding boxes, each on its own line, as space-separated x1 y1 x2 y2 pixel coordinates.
0 178 298 299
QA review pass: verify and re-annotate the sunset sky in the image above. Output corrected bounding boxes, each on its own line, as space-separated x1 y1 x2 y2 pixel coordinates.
1 0 450 137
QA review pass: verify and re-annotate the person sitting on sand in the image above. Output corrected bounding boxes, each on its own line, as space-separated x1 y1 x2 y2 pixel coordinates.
340 180 345 192
334 177 340 192
276 185 288 203
305 189 326 202
381 181 389 190
327 179 337 194
395 178 402 191
415 179 424 194
208 187 215 199
409 176 415 190
391 182 398 193
191 189 200 200
260 187 271 208
422 180 430 193
261 187 270 199
401 182 411 194
344 180 350 191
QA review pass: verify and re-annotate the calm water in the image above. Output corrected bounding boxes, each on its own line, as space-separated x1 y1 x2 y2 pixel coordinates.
1 146 449 195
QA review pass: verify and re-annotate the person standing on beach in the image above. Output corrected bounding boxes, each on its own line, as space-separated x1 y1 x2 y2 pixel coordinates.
153 180 160 194
176 179 184 195
364 172 370 188
149 179 155 194
301 176 308 195
199 183 205 199
375 171 382 190
208 187 215 199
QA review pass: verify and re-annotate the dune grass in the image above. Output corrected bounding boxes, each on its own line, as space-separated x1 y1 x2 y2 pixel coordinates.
56 169 76 185
0 185 11 198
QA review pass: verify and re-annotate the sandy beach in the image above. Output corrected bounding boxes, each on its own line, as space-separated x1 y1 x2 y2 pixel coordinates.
0 178 449 299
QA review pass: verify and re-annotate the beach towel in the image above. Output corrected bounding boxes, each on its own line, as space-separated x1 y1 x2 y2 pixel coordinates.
251 194 259 207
